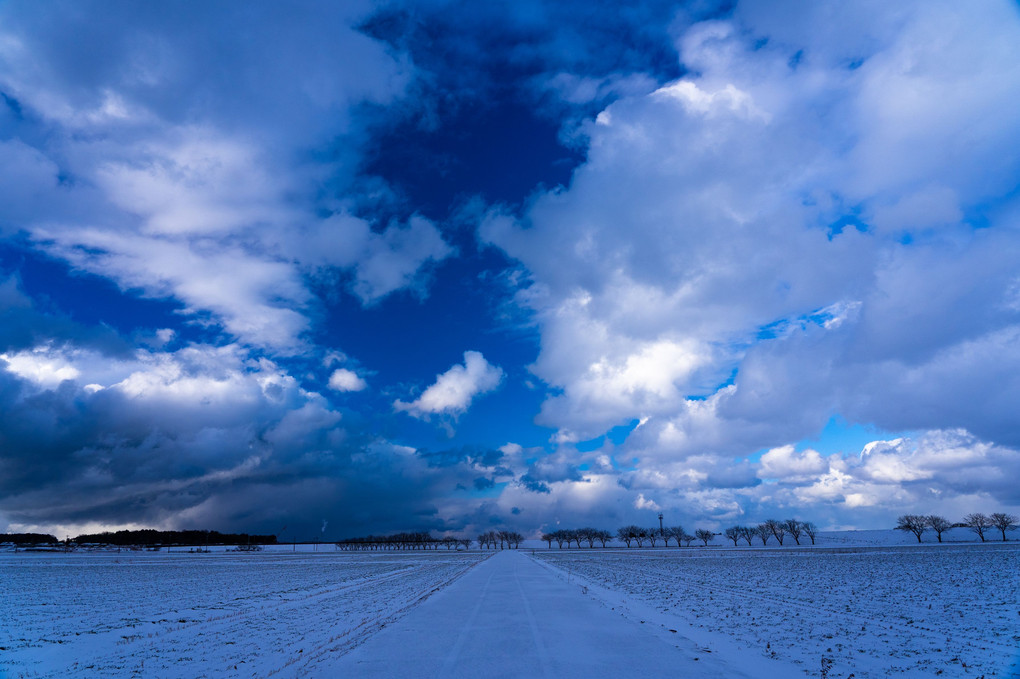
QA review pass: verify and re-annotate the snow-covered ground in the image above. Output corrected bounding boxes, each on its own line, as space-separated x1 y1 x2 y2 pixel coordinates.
3 533 1018 678
331 549 747 678
0 549 489 678
534 542 1020 678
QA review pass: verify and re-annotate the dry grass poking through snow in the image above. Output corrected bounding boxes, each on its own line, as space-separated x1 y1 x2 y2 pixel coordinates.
535 544 1020 678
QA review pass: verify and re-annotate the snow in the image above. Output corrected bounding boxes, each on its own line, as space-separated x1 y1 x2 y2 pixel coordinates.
0 549 488 677
2 535 1018 678
331 549 747 678
534 543 1020 678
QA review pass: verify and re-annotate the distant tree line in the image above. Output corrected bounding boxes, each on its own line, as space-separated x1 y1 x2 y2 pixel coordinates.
540 528 614 548
896 512 1018 543
72 529 277 546
539 525 719 548
477 530 524 549
617 525 710 547
0 533 59 545
723 519 819 547
335 531 473 551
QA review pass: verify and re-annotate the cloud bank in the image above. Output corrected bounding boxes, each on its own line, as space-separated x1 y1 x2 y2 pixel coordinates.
0 1 452 353
484 0 1020 454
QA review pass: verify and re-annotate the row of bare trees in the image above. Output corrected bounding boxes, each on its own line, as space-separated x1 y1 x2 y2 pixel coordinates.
540 526 716 548
616 525 714 547
336 530 526 550
477 530 524 549
540 528 614 548
895 512 1018 543
723 519 818 547
335 532 471 550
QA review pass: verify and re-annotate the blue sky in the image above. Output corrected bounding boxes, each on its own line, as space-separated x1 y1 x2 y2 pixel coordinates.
2 0 1019 540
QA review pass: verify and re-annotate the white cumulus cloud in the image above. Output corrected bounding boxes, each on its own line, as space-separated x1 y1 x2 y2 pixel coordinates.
395 351 504 419
328 368 367 392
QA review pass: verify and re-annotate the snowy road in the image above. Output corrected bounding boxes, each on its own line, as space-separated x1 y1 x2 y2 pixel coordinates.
331 549 747 678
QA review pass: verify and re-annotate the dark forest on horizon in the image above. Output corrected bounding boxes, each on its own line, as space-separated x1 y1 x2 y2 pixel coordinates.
1 530 277 546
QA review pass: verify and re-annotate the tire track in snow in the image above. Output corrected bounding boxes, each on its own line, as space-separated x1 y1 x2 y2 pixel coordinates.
283 555 493 678
29 554 492 678
512 555 555 679
437 565 496 676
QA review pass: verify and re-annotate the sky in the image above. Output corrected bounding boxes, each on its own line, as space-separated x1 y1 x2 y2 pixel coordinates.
1 0 1019 541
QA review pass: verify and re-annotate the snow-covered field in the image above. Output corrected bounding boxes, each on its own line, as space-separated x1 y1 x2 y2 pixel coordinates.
534 543 1020 678
0 549 489 678
3 537 1019 678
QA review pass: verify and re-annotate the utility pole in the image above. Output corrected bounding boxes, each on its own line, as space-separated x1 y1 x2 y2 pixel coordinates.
658 513 664 535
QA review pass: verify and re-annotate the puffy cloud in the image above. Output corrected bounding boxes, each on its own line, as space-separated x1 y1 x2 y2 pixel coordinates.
634 493 660 511
483 0 1020 462
788 431 1020 513
395 351 504 419
328 368 368 393
758 446 828 483
1 346 81 388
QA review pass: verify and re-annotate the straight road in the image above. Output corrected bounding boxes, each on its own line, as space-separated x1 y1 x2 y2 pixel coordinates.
329 549 748 678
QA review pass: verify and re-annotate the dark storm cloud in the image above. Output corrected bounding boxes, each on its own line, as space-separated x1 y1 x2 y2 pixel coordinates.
0 311 513 537
0 354 510 537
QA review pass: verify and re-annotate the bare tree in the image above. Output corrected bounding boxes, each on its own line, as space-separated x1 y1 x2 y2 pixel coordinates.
802 522 818 545
764 518 786 546
964 513 992 542
925 515 952 543
541 533 554 549
736 525 755 546
617 526 638 548
895 514 928 543
458 538 472 550
681 531 696 547
646 528 660 548
724 526 741 546
989 513 1017 542
784 519 804 546
664 526 685 548
695 528 714 546
755 523 771 546
595 529 612 547
633 527 649 548
577 527 597 548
